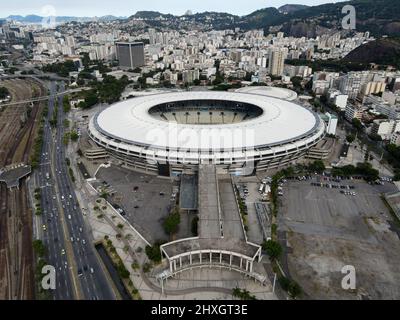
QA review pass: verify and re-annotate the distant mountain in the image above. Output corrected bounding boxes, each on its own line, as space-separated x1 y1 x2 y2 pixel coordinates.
3 0 400 37
7 15 43 23
278 4 309 14
238 8 283 29
276 0 400 37
343 38 400 68
131 11 175 20
122 0 400 37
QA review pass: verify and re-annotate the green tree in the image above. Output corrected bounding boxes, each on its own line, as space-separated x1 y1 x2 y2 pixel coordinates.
308 160 326 174
346 134 356 144
33 240 47 257
70 131 79 142
262 240 282 260
145 244 162 263
163 211 181 235
352 118 363 131
0 86 10 99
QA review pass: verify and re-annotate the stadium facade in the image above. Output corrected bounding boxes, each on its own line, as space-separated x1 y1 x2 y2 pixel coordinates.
88 91 325 176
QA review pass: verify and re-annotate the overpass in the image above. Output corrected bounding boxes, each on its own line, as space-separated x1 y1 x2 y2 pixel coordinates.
0 87 90 108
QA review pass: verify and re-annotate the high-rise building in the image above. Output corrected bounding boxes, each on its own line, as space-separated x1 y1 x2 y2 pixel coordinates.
148 28 156 45
339 72 370 100
116 42 145 69
345 104 364 122
324 112 338 135
268 49 286 77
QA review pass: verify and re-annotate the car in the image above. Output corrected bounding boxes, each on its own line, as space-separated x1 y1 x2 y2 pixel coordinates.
134 205 139 209
61 249 66 255
159 192 165 196
42 225 47 231
68 215 72 220
61 195 65 200
90 268 94 274
82 239 86 245
69 195 72 199
79 227 83 233
77 238 80 242
70 237 74 242
77 269 83 277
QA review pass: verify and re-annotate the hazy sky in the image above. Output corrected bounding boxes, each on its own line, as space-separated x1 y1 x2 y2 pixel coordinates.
2 0 345 17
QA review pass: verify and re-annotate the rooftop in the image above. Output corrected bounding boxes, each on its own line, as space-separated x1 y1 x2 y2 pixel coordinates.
94 91 320 151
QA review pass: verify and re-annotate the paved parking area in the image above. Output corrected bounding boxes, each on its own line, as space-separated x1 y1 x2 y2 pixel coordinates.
234 176 265 245
279 176 400 299
96 165 180 243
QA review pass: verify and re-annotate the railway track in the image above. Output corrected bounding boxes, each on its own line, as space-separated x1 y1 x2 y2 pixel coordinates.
0 79 45 299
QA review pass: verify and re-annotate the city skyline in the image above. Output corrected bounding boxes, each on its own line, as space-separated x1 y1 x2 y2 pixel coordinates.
1 0 345 18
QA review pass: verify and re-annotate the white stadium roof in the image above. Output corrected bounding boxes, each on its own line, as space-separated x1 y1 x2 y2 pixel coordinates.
94 91 319 151
236 86 298 101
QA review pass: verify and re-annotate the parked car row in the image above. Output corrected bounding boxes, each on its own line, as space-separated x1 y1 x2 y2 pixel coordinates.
340 190 356 196
311 182 356 190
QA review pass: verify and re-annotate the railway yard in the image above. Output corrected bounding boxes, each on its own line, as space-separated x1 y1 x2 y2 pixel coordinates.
0 78 45 299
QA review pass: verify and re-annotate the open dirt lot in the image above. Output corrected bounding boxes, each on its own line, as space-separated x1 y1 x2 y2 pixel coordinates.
279 177 400 299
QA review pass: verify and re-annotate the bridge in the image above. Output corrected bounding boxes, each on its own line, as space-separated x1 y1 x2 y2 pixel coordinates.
0 88 90 108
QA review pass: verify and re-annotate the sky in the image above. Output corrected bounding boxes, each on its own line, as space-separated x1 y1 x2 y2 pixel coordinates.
1 0 345 17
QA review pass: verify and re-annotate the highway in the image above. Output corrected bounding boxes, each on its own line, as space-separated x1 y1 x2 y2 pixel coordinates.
52 82 115 300
35 81 74 300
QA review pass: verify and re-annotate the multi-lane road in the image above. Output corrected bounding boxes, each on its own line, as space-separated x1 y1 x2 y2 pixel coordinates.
34 81 115 300
36 81 74 300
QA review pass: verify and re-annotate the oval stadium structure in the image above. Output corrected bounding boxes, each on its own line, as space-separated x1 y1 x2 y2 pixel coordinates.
88 91 326 175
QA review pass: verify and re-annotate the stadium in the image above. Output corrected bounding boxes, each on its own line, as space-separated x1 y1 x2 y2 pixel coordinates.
88 91 326 176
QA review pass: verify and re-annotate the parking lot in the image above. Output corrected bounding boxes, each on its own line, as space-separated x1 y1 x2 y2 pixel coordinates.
96 165 190 243
234 176 266 245
279 175 400 299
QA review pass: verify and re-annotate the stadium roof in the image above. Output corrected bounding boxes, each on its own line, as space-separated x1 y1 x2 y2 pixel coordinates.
94 91 319 151
236 86 298 101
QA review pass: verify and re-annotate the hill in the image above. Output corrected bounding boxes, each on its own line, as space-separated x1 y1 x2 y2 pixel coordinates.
278 4 309 14
3 1 400 37
343 38 400 68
